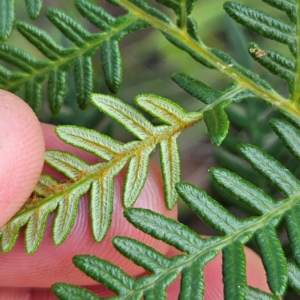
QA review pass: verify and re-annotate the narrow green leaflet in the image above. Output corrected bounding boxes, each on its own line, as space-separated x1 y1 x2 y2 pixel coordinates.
246 286 279 300
25 200 58 254
285 202 300 266
203 100 231 146
172 73 222 105
178 257 205 300
210 167 275 214
262 0 296 23
56 126 124 160
52 284 102 300
45 151 91 179
270 118 300 161
160 134 181 209
53 185 90 245
102 39 122 94
16 21 67 60
124 208 204 255
223 2 296 53
223 242 247 300
91 94 156 140
74 55 94 109
255 226 288 296
48 68 67 115
73 255 136 295
25 80 42 114
176 183 243 235
25 0 43 19
75 0 116 31
238 144 300 197
288 260 300 294
90 160 126 242
123 145 156 207
0 0 14 41
47 8 96 47
135 93 200 125
113 237 173 274
248 43 295 92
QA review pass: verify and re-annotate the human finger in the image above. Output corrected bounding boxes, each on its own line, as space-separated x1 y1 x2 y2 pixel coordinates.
0 124 178 287
0 90 45 227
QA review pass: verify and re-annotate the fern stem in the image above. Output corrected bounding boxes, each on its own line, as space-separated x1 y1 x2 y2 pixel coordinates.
0 14 138 92
116 0 300 119
292 1 300 106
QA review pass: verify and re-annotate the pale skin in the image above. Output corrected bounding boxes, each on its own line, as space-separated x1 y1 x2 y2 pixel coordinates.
0 90 269 299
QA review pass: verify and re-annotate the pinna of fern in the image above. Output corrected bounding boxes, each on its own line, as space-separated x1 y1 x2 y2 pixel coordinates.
0 0 43 41
51 117 300 299
0 0 149 114
0 92 204 254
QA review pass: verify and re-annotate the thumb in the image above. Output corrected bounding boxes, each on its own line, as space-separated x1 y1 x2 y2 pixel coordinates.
0 90 45 227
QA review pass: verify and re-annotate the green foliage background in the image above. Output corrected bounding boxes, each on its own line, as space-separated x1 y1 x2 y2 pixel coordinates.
2 0 300 298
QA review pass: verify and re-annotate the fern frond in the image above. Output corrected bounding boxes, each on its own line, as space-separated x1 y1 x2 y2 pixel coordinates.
52 117 300 299
0 92 208 253
0 0 43 41
0 0 148 114
223 0 300 104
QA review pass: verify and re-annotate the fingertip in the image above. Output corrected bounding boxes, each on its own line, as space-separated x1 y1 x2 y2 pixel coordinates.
0 90 45 227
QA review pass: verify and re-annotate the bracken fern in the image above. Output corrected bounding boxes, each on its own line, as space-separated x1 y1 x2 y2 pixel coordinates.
2 0 300 299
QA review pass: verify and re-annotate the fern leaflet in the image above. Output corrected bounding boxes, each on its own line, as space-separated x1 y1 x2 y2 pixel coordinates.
52 117 300 299
0 92 210 254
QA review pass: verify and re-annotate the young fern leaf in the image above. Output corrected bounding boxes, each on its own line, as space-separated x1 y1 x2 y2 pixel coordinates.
52 118 300 299
0 92 204 253
0 0 148 114
0 0 43 41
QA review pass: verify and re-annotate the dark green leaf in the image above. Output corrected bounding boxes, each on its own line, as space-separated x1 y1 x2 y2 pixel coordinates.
176 182 242 234
223 242 247 300
25 0 43 19
203 100 230 146
246 286 279 300
285 202 300 266
17 21 66 60
287 260 300 294
210 167 275 214
52 283 102 300
124 208 204 255
172 73 222 104
238 144 300 196
73 255 135 295
0 0 14 41
270 118 300 161
113 237 172 274
248 43 294 92
179 257 205 300
0 45 48 73
47 8 95 47
74 55 93 109
25 80 42 114
262 0 296 23
223 2 296 54
75 0 116 31
101 39 122 94
48 68 67 115
256 226 288 296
